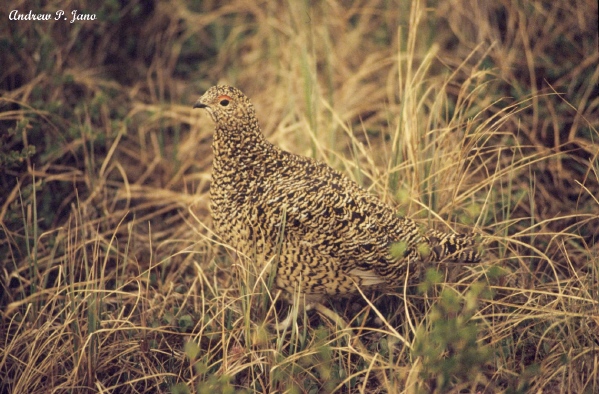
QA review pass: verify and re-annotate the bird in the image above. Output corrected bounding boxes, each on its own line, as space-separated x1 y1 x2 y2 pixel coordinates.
193 85 481 303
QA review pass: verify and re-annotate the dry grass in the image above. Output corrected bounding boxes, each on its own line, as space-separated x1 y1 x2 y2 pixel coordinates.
1 0 598 393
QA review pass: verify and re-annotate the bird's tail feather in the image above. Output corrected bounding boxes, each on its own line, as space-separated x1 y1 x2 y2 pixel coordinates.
425 230 482 263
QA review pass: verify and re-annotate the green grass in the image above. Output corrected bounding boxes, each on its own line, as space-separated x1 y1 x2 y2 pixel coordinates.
1 0 598 393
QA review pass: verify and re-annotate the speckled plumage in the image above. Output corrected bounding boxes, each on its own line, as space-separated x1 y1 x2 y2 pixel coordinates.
194 85 480 300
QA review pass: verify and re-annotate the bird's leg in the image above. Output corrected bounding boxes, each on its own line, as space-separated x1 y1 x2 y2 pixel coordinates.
311 294 393 391
273 299 317 332
272 287 321 332
275 301 345 331
311 302 346 327
274 310 294 332
272 294 390 390
274 307 299 331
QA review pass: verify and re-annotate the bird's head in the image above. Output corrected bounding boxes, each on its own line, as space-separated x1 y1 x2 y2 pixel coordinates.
193 85 257 128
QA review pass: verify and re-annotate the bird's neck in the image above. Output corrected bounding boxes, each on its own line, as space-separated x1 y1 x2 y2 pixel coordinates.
212 121 274 164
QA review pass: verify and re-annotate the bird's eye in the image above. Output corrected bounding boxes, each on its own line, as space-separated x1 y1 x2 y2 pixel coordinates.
220 99 230 107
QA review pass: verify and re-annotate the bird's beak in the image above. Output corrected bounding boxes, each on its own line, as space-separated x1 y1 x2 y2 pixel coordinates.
193 100 208 109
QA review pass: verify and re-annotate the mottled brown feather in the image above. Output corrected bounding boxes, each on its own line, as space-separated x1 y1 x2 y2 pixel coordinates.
194 85 481 300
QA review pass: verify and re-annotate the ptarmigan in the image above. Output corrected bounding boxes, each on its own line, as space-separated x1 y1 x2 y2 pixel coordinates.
194 85 480 302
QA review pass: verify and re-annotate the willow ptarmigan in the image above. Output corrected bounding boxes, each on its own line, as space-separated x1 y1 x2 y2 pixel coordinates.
194 85 480 301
